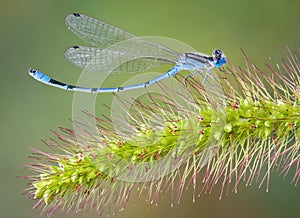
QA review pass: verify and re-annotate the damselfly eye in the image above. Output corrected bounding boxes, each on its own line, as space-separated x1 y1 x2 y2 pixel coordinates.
213 49 222 59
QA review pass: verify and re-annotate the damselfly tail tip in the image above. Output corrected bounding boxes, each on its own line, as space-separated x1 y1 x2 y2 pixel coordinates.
28 68 36 77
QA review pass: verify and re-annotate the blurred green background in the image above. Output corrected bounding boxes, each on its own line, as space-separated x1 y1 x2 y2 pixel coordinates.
1 0 299 217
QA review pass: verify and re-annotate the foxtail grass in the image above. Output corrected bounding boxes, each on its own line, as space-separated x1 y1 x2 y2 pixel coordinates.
21 48 300 216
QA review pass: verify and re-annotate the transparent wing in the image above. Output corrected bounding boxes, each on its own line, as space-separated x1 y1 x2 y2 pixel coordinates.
64 46 174 73
64 38 180 73
65 13 183 73
65 13 135 47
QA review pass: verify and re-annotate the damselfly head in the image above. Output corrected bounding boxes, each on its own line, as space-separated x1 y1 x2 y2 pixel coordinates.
212 49 227 68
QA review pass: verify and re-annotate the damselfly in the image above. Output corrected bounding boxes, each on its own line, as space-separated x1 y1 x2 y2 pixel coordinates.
28 13 227 93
